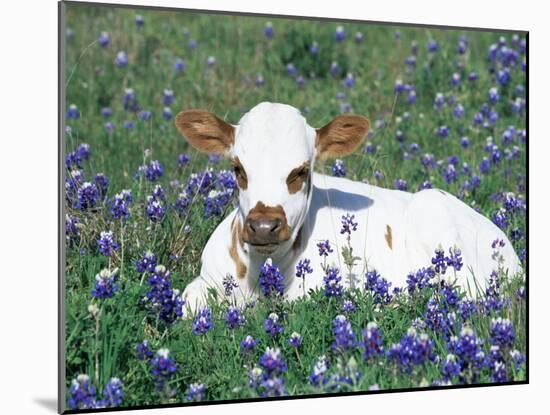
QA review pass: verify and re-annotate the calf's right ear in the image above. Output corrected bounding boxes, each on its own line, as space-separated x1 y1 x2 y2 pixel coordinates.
175 110 235 156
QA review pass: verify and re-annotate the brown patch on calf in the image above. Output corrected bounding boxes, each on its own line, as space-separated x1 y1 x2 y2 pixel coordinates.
175 110 235 155
231 156 248 190
286 162 310 194
242 202 291 243
384 224 393 250
315 114 370 160
230 217 247 279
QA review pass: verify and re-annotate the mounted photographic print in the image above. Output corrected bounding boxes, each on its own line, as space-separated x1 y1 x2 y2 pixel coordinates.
59 1 528 412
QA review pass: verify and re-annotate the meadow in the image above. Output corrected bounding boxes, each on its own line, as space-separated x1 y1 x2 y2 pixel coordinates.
63 3 527 410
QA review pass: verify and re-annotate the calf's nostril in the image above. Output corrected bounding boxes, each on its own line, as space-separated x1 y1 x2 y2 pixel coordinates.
270 219 281 233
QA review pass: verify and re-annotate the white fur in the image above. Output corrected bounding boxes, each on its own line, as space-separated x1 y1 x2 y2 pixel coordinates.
182 102 522 310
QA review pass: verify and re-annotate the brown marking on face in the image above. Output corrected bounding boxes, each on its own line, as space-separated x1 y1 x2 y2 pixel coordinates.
230 217 247 279
384 224 393 250
315 114 370 161
286 161 310 194
242 201 291 244
231 157 248 190
175 110 235 155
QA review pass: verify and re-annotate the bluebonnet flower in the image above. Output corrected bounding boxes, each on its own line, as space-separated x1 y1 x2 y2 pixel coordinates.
387 327 435 373
123 120 135 129
453 104 465 119
362 322 384 360
162 107 172 120
448 327 485 377
340 213 358 235
331 159 346 177
510 349 525 370
255 74 265 87
317 240 333 257
67 104 80 119
448 71 460 86
259 258 285 297
492 208 509 229
431 248 448 274
286 63 298 76
324 267 343 297
444 164 457 184
136 340 154 361
249 366 264 389
330 61 341 77
163 88 175 106
264 313 284 337
203 189 233 217
225 305 246 329
264 21 274 39
365 269 393 304
332 315 357 351
104 121 115 132
460 136 470 148
259 347 287 376
94 173 109 200
260 377 286 397
138 110 152 121
68 374 97 410
192 307 213 335
101 107 113 117
173 58 185 73
490 317 515 349
135 14 144 27
488 87 500 104
136 251 157 273
458 299 477 321
447 247 464 272
355 31 364 43
405 55 416 66
98 31 110 48
240 335 258 352
76 182 99 209
335 25 345 42
343 73 355 88
188 39 198 49
468 71 478 82
418 180 433 191
65 214 80 242
434 92 445 110
177 153 190 168
110 190 131 220
174 191 191 215
92 268 119 299
150 348 177 389
343 299 356 313
406 267 435 293
438 125 449 138
309 41 319 55
374 170 384 181
97 231 119 256
146 196 166 223
407 90 417 104
295 258 313 279
441 354 461 381
145 160 164 181
115 51 128 68
144 265 186 324
309 355 329 387
288 332 302 348
98 378 124 408
222 273 238 296
394 179 408 191
427 39 438 52
207 56 216 67
186 383 206 402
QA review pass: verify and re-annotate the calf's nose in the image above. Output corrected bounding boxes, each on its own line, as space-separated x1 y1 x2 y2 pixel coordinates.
244 217 282 244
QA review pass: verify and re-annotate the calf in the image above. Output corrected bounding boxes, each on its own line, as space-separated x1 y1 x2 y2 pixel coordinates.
175 102 521 310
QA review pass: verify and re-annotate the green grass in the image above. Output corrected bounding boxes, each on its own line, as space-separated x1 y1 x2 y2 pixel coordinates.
63 2 527 409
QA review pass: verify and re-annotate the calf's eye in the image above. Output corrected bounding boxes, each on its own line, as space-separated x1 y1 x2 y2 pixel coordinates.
231 157 248 190
286 162 310 194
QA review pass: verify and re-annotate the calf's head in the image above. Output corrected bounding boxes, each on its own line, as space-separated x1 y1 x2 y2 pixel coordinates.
175 102 369 256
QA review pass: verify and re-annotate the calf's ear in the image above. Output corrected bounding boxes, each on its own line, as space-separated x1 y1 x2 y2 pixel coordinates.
315 115 370 160
175 110 235 155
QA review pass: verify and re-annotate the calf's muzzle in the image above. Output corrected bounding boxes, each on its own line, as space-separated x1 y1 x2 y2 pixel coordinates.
242 202 291 247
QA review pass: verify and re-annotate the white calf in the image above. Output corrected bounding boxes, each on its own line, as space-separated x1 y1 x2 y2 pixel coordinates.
175 102 521 310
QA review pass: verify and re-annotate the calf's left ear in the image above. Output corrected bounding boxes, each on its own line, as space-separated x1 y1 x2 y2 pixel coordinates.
315 115 370 160
175 109 235 156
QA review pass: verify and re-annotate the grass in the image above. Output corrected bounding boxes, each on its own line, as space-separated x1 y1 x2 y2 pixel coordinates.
63 2 527 410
